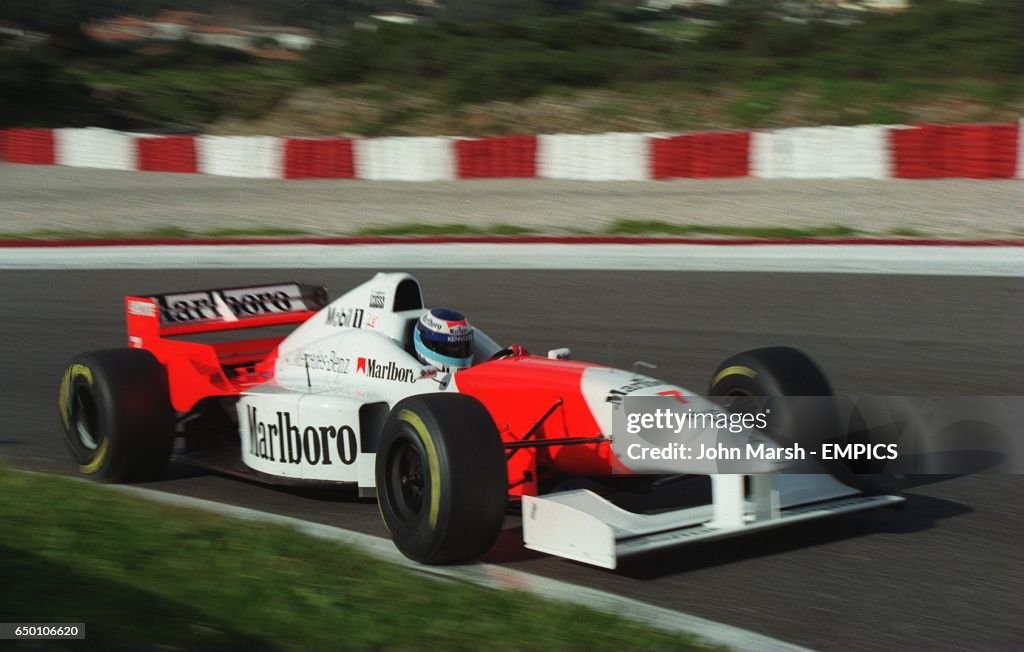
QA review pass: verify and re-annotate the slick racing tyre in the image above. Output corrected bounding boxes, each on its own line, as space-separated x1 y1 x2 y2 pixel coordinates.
59 349 175 483
708 346 838 457
708 346 835 423
376 394 506 565
708 347 896 493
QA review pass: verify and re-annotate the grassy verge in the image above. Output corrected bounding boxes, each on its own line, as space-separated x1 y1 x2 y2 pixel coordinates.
0 222 933 241
604 220 861 238
884 227 926 237
70 59 302 127
0 467 715 651
357 223 538 236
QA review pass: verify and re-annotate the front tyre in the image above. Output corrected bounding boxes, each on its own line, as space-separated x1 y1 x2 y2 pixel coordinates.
708 345 838 442
708 346 834 403
708 347 897 493
376 394 506 564
58 349 175 482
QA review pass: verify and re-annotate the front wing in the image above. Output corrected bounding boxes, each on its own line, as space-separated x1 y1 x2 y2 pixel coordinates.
522 472 902 569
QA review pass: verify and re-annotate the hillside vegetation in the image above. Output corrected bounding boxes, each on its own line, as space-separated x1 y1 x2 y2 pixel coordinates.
1 0 1020 134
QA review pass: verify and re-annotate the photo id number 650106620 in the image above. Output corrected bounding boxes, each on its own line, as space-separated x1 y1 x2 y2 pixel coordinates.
1 623 85 639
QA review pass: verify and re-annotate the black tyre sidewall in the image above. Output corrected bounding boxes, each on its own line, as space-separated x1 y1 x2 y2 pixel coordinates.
708 346 834 397
376 394 506 564
708 347 898 493
378 418 447 557
58 349 174 483
708 347 837 447
60 357 115 475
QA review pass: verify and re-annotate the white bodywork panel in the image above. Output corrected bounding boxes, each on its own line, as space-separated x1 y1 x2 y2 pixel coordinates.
238 386 364 482
522 472 904 569
237 273 448 489
580 366 699 436
234 272 501 488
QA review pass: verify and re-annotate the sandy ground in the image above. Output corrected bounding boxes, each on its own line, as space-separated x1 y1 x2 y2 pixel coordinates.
0 164 1021 238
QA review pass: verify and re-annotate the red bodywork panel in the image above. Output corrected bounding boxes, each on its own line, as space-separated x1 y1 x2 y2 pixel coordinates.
124 295 317 412
456 356 615 494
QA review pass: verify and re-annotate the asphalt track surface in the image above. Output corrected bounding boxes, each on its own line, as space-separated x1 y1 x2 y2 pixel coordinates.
2 268 1022 651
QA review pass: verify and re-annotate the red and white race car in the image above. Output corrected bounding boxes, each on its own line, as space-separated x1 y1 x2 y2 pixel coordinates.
59 273 901 568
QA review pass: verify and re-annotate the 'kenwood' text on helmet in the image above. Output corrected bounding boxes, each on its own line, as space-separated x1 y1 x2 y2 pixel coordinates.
413 307 474 371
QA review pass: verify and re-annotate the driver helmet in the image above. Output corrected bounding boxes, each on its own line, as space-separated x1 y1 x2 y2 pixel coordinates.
413 307 475 371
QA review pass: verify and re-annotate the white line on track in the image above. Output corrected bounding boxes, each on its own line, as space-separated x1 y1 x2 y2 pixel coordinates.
0 243 1021 276
105 483 810 652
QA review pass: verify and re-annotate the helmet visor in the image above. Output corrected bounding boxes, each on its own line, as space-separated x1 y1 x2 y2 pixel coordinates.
415 323 471 358
420 330 473 360
423 333 471 358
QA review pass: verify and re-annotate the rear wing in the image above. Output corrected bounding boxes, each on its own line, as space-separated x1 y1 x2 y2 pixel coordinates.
126 282 328 340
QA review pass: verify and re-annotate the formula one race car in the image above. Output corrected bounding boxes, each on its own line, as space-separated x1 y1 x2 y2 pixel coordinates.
59 273 901 568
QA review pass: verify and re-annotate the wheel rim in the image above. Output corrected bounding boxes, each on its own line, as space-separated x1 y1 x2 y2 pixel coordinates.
386 434 427 522
72 386 99 450
721 388 761 414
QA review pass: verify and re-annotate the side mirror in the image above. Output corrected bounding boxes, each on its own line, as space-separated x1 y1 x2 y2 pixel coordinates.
547 347 571 360
437 371 453 390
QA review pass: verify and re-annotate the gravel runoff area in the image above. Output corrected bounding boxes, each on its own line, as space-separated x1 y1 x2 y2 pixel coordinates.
0 164 1021 238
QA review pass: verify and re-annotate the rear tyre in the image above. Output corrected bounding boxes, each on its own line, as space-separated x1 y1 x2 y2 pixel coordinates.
376 394 506 564
58 349 175 482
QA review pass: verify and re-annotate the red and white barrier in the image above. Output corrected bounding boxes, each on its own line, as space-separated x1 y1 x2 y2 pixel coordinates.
284 138 355 179
354 137 455 181
538 133 650 180
1019 119 1024 180
1 128 56 164
136 135 198 174
651 131 750 179
56 128 136 171
751 125 889 179
197 136 284 178
455 135 537 179
889 123 1019 179
2 123 1021 181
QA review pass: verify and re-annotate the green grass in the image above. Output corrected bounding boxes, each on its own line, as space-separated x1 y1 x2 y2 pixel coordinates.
725 95 780 127
71 63 301 127
863 105 910 125
203 227 310 238
606 220 861 239
0 466 715 651
358 223 538 236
